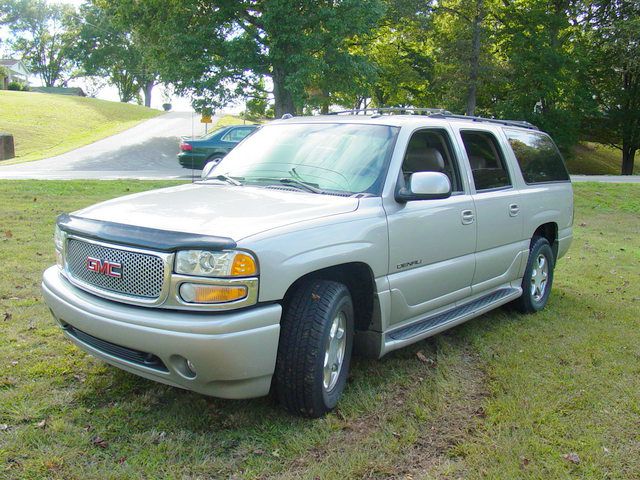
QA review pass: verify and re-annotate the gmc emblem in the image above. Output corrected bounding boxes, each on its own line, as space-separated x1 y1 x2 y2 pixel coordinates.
86 257 122 278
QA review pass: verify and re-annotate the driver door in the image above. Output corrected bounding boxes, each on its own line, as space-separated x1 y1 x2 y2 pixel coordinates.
384 128 477 326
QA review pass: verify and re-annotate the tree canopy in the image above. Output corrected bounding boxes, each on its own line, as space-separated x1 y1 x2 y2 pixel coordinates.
0 0 638 173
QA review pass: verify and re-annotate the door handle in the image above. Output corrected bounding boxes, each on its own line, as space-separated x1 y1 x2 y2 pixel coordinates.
461 209 475 225
509 204 520 217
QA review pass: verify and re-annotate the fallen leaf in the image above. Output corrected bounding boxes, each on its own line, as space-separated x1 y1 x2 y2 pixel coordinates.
253 449 265 455
520 456 530 467
91 436 108 449
416 351 435 366
579 222 587 227
311 293 320 301
563 452 580 464
36 419 46 429
118 457 127 464
4 230 12 238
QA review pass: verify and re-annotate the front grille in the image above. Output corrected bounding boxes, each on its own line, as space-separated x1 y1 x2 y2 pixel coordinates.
65 324 167 372
66 238 165 299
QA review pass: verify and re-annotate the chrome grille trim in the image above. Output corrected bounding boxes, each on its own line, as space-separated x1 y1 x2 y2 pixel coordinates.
63 235 174 307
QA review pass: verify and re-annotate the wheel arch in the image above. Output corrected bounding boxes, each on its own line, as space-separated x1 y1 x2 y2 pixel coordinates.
532 222 558 259
281 262 378 332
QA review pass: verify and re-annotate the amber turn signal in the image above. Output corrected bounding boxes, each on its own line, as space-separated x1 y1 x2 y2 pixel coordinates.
179 283 248 304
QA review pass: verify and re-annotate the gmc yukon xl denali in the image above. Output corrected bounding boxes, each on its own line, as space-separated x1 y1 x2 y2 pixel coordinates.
42 111 573 417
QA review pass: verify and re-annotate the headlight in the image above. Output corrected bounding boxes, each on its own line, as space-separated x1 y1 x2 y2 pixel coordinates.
175 250 257 277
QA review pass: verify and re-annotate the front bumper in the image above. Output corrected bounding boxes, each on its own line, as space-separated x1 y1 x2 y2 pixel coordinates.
42 266 281 399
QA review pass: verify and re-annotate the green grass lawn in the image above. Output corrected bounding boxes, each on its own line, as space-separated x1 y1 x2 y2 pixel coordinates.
0 181 638 479
567 142 637 175
0 91 162 164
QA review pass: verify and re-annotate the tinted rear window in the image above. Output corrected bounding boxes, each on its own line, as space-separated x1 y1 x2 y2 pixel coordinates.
504 129 570 184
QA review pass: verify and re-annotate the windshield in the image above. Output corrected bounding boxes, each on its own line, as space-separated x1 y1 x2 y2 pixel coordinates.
207 123 399 195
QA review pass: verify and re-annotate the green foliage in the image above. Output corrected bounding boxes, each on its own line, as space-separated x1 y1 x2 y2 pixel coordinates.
71 2 158 105
7 80 28 91
1 0 78 87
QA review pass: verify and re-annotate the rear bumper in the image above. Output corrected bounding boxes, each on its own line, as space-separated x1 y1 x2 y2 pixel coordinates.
42 266 281 399
557 227 573 259
177 152 207 169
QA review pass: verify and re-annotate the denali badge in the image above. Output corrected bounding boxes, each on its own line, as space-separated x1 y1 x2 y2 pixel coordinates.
86 257 122 278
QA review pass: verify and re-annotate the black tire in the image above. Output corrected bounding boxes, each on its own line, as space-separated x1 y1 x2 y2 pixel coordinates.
514 236 555 313
275 279 354 418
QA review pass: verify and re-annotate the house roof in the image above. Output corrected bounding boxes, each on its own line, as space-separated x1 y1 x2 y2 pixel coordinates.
0 59 20 67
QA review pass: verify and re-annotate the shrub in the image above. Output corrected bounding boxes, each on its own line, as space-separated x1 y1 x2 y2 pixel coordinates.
7 81 29 91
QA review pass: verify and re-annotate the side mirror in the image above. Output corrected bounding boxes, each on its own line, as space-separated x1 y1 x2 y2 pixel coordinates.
395 171 452 203
201 160 217 179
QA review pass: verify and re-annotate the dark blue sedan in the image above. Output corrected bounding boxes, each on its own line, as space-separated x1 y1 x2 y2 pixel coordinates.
178 124 259 169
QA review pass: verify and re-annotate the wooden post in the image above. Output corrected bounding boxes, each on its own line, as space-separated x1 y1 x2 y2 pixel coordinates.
0 133 15 160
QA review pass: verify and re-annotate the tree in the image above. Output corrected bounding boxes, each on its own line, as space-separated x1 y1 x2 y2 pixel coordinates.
585 0 640 174
103 0 385 116
0 0 77 87
72 2 158 105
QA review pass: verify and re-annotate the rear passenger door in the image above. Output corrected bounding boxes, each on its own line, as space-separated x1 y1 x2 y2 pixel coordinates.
458 129 526 293
385 128 477 325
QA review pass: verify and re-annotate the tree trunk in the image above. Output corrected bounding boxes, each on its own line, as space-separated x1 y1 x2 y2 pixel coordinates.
466 0 484 116
272 67 295 118
143 80 154 108
621 143 636 175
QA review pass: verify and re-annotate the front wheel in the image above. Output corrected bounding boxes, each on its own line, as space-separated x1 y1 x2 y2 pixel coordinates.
275 280 354 417
514 236 555 313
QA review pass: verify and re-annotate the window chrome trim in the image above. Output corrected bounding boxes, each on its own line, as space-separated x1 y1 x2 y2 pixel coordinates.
63 235 174 308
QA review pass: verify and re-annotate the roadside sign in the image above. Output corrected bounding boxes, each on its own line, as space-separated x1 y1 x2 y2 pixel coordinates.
200 115 212 124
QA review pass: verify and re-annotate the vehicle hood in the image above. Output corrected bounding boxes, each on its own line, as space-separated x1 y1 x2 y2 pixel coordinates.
73 183 359 241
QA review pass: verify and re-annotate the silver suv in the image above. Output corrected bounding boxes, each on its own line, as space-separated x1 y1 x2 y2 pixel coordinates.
42 111 573 417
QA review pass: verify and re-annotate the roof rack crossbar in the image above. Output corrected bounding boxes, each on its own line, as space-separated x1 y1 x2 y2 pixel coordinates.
327 107 538 130
328 107 453 116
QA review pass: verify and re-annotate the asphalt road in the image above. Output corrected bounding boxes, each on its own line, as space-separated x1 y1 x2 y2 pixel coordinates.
0 111 211 180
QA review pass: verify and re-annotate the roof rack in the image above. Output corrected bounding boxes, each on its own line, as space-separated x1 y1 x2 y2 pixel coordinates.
327 107 538 130
329 107 452 116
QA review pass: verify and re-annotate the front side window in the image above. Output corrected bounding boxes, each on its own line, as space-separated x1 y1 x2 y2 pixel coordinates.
210 123 399 195
461 131 512 191
401 129 462 192
504 129 570 184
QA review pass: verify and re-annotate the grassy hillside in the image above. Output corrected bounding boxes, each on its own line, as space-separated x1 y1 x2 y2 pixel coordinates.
567 142 636 175
0 91 162 164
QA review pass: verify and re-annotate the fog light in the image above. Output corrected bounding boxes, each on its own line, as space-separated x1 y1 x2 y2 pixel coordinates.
179 283 248 304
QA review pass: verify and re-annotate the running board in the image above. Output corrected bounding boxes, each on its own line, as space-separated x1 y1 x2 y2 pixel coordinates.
384 287 521 352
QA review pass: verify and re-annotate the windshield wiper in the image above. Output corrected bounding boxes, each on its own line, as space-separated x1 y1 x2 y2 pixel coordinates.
213 174 242 186
277 177 323 194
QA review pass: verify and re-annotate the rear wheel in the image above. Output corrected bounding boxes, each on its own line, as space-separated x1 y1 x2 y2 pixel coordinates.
514 236 555 313
275 279 354 417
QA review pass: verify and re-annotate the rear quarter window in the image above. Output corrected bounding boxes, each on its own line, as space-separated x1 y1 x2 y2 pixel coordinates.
504 129 570 184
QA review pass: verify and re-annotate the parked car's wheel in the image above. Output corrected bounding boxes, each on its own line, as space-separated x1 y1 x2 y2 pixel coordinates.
514 236 555 313
275 279 354 417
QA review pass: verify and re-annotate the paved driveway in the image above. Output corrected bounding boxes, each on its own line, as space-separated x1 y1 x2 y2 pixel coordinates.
0 111 212 180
